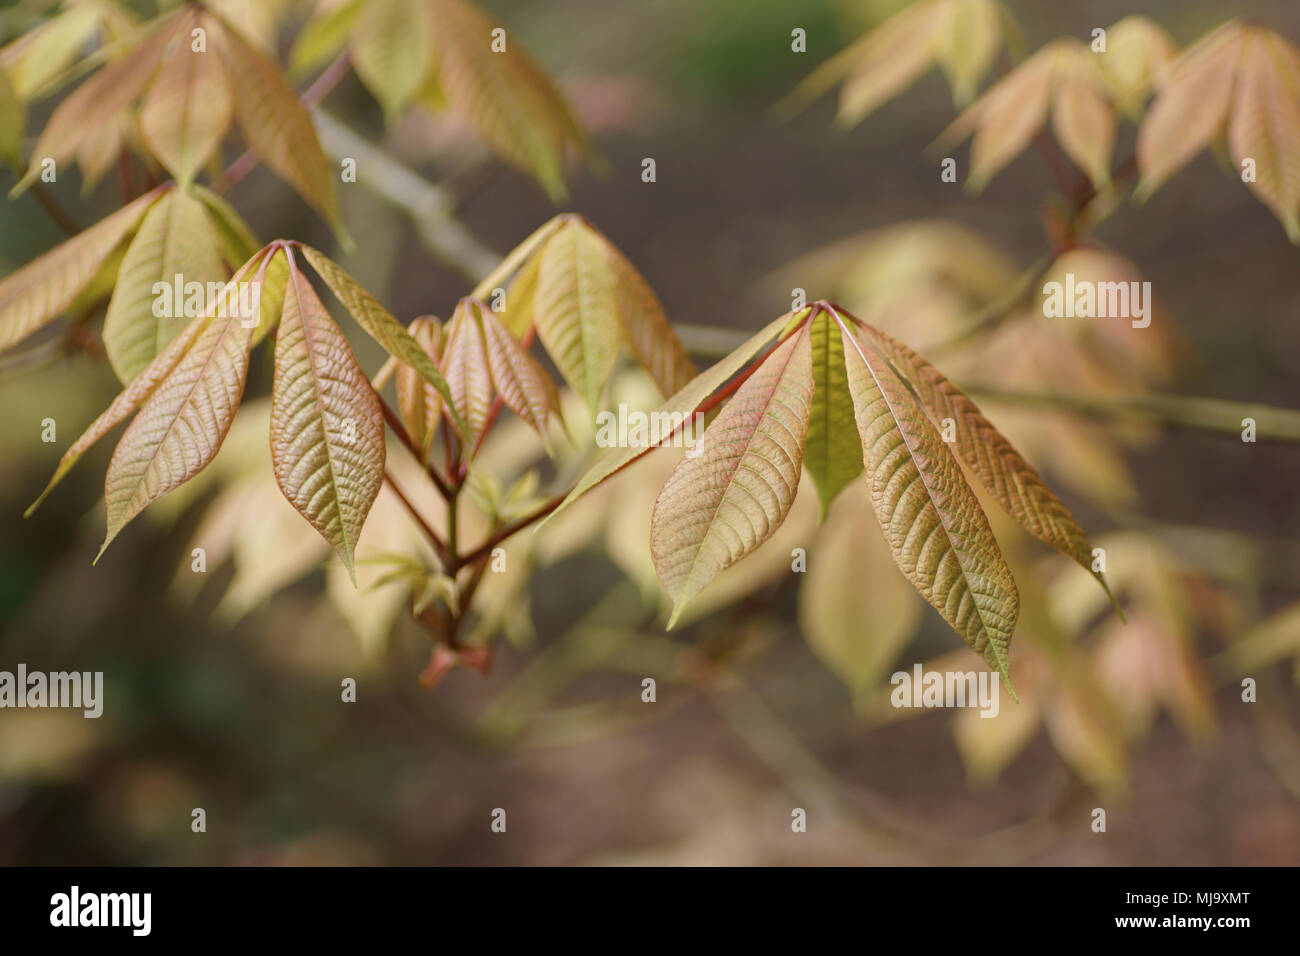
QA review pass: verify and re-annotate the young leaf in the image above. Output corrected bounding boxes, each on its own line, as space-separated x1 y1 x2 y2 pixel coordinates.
215 17 342 234
1 1 104 101
298 245 468 437
479 302 556 445
544 310 800 524
804 308 862 518
1135 22 1245 201
99 279 258 556
498 250 541 339
350 0 433 122
651 325 814 626
858 322 1117 608
606 236 695 398
839 318 1019 690
270 257 386 580
193 185 263 269
138 13 234 185
429 0 587 200
534 218 623 414
779 0 1006 123
1227 29 1300 242
1051 49 1115 187
290 0 365 76
16 13 180 193
250 246 289 347
0 188 161 353
102 189 227 383
933 0 1002 106
441 300 494 449
25 286 233 517
944 44 1055 191
1097 16 1176 117
395 316 444 460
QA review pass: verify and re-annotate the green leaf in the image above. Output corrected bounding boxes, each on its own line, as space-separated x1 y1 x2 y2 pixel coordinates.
289 0 364 77
533 218 622 414
804 307 862 518
298 245 468 438
4 1 103 100
250 246 289 347
0 188 160 353
270 257 386 580
652 325 814 626
102 189 227 383
350 0 433 122
839 316 1019 692
192 184 263 268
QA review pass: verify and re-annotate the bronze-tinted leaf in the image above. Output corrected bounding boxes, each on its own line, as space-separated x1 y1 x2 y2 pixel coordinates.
429 0 587 200
0 188 161 352
138 12 234 184
100 276 258 555
441 299 494 449
545 311 801 525
216 16 341 232
651 325 814 625
395 315 444 461
840 315 1019 688
270 256 386 579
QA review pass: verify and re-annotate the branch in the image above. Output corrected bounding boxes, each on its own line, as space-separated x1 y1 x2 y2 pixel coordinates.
311 109 500 280
383 469 448 567
964 387 1300 443
452 494 566 573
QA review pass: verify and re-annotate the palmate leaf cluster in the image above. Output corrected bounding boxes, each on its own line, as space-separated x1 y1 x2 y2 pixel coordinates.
788 1 1300 240
552 303 1118 691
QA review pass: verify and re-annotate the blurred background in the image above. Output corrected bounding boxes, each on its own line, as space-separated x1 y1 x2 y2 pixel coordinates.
1 0 1299 865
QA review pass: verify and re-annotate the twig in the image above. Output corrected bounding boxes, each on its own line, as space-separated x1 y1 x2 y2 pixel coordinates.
964 387 1300 443
452 495 566 573
377 395 454 499
311 109 499 279
28 182 80 236
383 469 448 566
